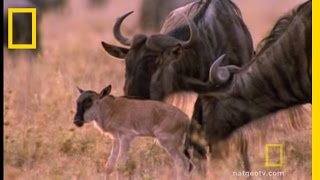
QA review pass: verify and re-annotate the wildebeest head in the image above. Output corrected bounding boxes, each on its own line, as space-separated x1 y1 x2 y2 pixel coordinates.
73 85 112 127
101 11 199 100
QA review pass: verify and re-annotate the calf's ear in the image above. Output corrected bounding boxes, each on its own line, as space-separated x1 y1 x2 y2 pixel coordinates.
99 85 112 98
101 41 129 59
77 86 85 94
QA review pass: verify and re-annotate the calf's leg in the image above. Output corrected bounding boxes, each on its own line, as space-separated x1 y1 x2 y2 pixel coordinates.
105 138 120 174
158 137 191 180
116 136 134 172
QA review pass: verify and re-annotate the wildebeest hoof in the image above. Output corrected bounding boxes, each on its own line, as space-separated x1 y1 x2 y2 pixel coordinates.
105 165 114 174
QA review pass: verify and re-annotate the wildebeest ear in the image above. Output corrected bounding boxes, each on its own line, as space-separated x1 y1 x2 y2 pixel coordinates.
101 41 129 59
99 85 112 98
77 86 85 94
169 45 183 58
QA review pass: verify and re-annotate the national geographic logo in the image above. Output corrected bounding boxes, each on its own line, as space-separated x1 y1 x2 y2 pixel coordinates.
8 8 37 49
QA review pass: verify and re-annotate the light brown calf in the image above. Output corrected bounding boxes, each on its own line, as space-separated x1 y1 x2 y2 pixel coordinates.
73 85 191 179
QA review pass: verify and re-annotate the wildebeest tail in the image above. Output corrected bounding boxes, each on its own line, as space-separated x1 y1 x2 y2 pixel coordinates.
183 128 193 172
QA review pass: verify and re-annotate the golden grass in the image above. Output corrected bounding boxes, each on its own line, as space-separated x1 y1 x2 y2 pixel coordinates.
4 1 311 179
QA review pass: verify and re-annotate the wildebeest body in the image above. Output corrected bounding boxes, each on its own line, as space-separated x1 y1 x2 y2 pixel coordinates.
183 0 311 148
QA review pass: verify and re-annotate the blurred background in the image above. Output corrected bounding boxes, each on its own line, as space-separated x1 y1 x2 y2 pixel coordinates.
4 0 310 179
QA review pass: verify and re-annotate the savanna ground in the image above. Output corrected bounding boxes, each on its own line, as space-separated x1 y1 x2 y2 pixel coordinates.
4 0 311 179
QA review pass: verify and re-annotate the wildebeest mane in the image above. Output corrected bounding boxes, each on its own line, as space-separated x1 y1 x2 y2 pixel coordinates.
255 0 311 56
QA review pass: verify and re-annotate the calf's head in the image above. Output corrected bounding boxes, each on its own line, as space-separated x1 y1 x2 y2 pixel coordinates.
73 85 112 127
101 11 198 100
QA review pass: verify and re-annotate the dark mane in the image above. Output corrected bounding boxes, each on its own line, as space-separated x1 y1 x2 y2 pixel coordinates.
167 0 245 41
255 0 311 56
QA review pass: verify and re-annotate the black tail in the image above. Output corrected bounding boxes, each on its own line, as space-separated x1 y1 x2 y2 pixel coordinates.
183 129 193 172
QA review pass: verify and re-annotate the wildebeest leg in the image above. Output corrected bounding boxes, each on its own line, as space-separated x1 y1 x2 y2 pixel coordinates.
105 138 120 175
158 138 190 180
190 143 207 177
189 97 208 176
116 136 134 179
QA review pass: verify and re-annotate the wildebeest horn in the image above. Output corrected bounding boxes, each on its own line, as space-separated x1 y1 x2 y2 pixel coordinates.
209 54 241 84
113 11 133 46
180 14 199 48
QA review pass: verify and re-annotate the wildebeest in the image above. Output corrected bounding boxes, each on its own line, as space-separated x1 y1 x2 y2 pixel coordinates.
101 0 254 100
181 0 311 170
73 85 192 179
29 0 67 12
86 0 108 9
139 0 197 32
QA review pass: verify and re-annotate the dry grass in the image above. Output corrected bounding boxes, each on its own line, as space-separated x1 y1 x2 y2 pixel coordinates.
4 1 310 180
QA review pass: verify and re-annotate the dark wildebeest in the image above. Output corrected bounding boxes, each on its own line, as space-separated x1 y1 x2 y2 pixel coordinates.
101 0 254 173
29 0 67 12
139 0 197 32
86 0 108 9
180 0 311 171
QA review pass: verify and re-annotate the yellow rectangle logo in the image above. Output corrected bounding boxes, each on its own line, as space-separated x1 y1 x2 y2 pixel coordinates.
8 8 37 49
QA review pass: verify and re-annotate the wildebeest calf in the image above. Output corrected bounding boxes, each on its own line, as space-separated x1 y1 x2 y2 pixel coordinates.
73 85 191 178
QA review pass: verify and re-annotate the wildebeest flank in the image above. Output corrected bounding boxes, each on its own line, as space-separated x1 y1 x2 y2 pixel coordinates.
73 85 192 179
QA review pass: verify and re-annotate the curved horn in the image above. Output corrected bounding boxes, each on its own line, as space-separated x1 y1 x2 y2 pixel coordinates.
209 54 241 84
113 11 133 46
209 54 226 83
223 65 241 73
180 14 199 48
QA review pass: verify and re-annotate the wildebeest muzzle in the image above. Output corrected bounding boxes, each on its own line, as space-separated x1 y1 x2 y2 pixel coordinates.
73 106 85 127
73 114 84 127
